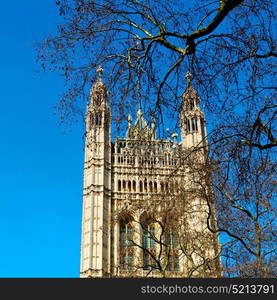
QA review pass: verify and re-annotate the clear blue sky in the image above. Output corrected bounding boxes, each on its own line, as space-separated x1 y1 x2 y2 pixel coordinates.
0 1 84 277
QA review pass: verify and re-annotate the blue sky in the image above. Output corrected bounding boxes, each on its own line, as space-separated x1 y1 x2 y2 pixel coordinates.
0 1 84 277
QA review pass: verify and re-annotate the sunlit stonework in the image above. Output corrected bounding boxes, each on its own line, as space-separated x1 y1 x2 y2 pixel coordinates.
80 68 221 278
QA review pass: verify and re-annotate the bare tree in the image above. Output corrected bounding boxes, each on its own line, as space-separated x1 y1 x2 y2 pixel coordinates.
207 132 276 277
37 1 276 135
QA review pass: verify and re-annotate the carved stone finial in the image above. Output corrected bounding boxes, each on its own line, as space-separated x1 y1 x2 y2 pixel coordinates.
185 71 192 85
137 108 142 116
97 66 103 81
128 114 132 123
172 133 178 145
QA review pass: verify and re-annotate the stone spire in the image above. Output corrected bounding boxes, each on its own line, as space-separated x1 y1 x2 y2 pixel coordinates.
126 114 132 138
90 66 108 106
182 71 200 109
180 71 206 149
97 66 103 83
185 71 192 87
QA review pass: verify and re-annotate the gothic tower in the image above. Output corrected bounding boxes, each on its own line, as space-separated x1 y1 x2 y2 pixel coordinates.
80 67 111 277
80 69 220 278
180 72 207 149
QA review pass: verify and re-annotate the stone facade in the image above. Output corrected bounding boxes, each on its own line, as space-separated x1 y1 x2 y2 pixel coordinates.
80 68 220 278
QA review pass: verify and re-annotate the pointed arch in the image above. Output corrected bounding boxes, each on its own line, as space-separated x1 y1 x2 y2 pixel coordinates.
192 117 198 131
95 112 102 126
140 212 157 271
144 179 148 192
190 99 195 110
154 182 157 193
119 213 134 270
128 180 131 192
168 153 171 165
187 119 191 132
160 182 164 193
165 182 169 193
89 113 94 129
139 180 143 193
165 230 180 272
149 181 153 192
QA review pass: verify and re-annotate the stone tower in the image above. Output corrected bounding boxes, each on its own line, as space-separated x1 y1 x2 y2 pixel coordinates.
80 69 220 278
180 72 207 149
80 67 111 277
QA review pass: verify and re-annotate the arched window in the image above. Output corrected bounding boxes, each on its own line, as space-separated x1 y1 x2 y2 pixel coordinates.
140 213 156 271
154 182 157 193
165 182 169 193
122 180 126 192
142 225 156 270
111 143 115 153
192 118 198 131
165 231 179 271
94 93 102 106
132 181 136 192
167 154 171 165
144 180 148 192
119 217 134 270
139 181 143 193
160 182 164 193
190 99 195 110
95 113 102 126
201 119 204 130
89 114 94 129
149 181 153 193
118 180 121 192
187 119 191 132
128 181 131 192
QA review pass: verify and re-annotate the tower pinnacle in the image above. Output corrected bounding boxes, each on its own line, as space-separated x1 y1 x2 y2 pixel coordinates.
89 66 108 106
185 71 192 86
97 66 103 82
180 71 207 149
